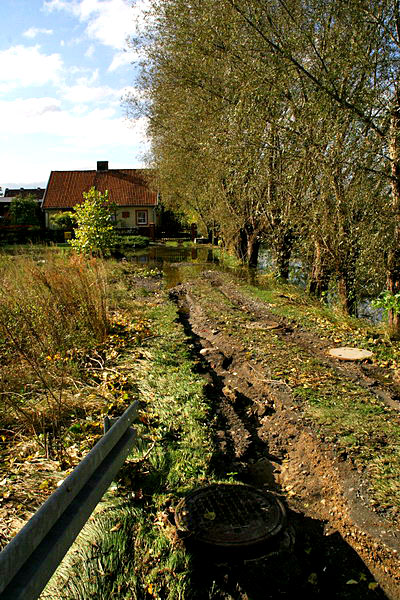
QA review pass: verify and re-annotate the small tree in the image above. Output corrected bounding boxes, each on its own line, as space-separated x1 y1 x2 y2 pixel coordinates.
69 187 117 256
9 194 40 226
49 211 75 230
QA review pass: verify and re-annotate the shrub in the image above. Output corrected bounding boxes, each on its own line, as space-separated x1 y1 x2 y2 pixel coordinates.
69 187 117 256
9 195 40 226
49 211 76 230
115 235 150 249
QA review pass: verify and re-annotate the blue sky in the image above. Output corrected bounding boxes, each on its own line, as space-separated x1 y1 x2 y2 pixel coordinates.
0 0 150 191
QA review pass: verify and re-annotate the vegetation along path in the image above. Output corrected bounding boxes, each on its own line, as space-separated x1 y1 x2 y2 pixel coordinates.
1 252 400 599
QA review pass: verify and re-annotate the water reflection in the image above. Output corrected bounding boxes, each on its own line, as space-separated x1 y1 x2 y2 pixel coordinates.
126 244 215 266
125 244 219 288
257 247 382 323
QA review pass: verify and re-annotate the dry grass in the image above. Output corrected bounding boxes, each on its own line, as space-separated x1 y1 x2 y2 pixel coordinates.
0 251 110 458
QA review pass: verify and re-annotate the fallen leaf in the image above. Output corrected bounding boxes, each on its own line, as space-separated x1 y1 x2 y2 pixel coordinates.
203 511 216 520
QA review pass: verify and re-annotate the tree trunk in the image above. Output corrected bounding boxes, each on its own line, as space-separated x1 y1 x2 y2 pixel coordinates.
308 239 331 297
335 242 359 316
237 226 261 268
337 273 357 316
248 236 261 268
387 91 400 334
274 229 294 280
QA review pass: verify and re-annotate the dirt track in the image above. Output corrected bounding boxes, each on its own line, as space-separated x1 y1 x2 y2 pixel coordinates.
169 270 400 600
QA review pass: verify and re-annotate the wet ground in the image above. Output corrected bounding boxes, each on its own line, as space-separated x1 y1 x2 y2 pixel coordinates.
4 242 396 599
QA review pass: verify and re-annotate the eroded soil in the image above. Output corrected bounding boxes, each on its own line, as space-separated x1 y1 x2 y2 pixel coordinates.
169 270 400 600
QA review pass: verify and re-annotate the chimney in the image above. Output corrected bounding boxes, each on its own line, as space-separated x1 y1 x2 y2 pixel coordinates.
97 161 108 171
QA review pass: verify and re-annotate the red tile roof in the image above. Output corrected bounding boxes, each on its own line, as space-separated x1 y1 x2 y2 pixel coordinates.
42 169 158 209
5 188 45 199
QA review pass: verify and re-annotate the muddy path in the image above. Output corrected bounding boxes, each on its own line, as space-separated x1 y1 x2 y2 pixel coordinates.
169 271 400 600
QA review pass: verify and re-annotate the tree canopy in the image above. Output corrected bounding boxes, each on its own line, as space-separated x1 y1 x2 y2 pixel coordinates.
9 194 40 226
129 0 400 329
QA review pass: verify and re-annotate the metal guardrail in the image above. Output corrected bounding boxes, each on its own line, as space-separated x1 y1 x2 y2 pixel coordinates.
0 400 138 600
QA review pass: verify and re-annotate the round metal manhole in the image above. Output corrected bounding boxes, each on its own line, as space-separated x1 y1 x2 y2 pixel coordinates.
174 483 286 550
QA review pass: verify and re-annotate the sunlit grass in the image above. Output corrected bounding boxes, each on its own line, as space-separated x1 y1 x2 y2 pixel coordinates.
42 298 218 600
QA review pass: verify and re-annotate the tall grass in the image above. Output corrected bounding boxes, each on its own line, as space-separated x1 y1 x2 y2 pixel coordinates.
0 251 109 457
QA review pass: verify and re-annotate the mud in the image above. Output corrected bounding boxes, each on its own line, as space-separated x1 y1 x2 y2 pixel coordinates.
169 271 400 600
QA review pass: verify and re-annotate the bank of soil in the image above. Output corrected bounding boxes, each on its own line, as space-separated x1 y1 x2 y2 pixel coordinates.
169 270 400 600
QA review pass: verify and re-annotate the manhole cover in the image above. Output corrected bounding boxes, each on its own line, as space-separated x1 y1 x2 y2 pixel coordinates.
174 483 286 549
327 347 373 361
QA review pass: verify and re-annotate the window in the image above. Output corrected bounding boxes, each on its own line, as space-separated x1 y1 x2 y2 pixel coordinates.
122 211 130 218
136 210 148 225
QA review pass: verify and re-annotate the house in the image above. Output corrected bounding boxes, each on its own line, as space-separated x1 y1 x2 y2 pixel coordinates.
42 161 160 236
0 187 45 218
0 187 45 225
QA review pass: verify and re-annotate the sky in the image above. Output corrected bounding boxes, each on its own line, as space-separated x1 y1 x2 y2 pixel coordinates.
0 0 151 191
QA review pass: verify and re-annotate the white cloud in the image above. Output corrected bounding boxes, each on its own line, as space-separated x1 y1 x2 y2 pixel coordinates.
85 44 95 58
85 1 134 49
44 0 151 68
44 0 134 47
0 45 62 90
0 96 148 149
23 27 53 39
60 81 121 104
0 98 62 129
42 0 70 10
108 50 132 72
0 93 148 181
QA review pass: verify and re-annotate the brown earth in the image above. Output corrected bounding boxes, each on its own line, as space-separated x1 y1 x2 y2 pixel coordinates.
169 270 400 600
2 265 400 599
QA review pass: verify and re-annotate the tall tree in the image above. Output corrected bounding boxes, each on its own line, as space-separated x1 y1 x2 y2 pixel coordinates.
131 0 394 318
224 0 400 321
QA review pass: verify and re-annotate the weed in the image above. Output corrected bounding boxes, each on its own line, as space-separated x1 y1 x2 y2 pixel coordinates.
179 270 400 513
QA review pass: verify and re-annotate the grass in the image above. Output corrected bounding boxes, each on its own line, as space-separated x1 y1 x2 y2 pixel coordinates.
0 256 162 539
0 250 109 459
0 250 223 596
42 295 221 600
115 235 150 249
2 250 400 597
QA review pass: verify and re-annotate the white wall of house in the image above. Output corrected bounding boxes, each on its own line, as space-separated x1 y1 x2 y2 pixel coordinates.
116 207 159 229
45 207 160 229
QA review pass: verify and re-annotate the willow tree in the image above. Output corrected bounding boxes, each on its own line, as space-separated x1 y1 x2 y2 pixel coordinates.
224 0 400 321
131 0 396 319
131 0 303 267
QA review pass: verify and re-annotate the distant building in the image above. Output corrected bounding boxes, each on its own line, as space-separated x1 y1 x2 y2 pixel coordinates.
0 187 45 219
42 161 160 236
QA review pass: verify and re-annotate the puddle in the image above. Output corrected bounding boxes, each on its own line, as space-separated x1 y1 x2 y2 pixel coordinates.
125 243 219 288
